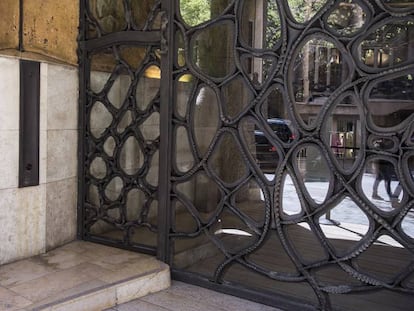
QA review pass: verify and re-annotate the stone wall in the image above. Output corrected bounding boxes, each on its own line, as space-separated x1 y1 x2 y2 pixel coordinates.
0 0 78 65
0 0 79 265
0 57 78 264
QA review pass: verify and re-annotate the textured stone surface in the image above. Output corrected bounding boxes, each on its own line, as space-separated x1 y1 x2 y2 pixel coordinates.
0 1 19 50
46 64 78 130
23 0 79 65
45 177 77 250
0 57 78 265
46 130 77 182
115 281 283 311
10 263 109 302
0 58 19 130
0 286 32 311
116 268 170 304
0 130 19 190
0 258 56 288
0 186 46 265
45 287 116 311
0 241 170 310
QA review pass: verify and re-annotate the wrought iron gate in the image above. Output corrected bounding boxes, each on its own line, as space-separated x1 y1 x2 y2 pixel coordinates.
79 1 414 310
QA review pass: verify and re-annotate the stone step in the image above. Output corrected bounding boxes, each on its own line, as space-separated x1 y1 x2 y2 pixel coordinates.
0 241 170 311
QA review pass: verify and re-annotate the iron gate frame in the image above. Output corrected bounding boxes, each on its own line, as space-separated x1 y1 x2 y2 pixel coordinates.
77 0 170 257
78 1 414 310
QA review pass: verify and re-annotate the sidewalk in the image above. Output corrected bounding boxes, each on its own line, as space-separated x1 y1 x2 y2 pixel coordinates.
107 281 283 311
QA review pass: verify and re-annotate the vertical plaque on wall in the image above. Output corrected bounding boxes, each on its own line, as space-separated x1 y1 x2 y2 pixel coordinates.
19 59 40 187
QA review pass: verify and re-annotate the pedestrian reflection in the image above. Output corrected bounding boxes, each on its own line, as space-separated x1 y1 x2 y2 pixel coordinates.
372 159 395 201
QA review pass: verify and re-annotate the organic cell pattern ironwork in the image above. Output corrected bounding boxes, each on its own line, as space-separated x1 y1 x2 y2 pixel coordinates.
80 0 162 252
171 1 414 310
79 0 414 310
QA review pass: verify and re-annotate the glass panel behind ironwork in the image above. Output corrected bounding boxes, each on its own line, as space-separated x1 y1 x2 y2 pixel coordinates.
84 45 160 250
172 1 414 310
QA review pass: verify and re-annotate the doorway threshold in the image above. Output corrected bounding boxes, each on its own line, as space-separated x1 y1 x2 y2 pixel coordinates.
0 241 170 310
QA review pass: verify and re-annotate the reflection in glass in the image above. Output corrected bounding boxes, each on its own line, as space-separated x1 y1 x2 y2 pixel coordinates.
409 155 414 182
179 0 232 27
193 86 219 156
131 0 159 29
120 136 144 175
281 173 302 215
253 125 280 175
90 220 123 241
105 176 124 201
210 208 258 254
117 110 132 133
119 47 147 70
88 0 126 33
286 222 328 263
88 185 100 207
175 126 195 173
191 21 235 79
90 71 111 94
324 95 361 170
401 212 414 239
368 74 414 128
90 50 116 94
362 159 402 211
287 0 326 23
235 179 266 226
241 118 279 179
355 235 412 283
140 112 160 141
136 66 160 111
209 132 248 185
90 157 107 179
360 21 414 68
90 101 113 138
296 145 330 204
221 76 253 119
241 55 276 87
176 172 221 223
175 74 195 118
327 1 366 36
292 37 348 125
104 136 116 157
319 198 369 256
174 200 198 234
107 72 131 109
127 191 158 247
146 150 159 186
240 0 281 49
176 31 186 67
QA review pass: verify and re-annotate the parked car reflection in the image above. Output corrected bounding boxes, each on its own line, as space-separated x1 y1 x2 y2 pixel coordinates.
254 118 295 171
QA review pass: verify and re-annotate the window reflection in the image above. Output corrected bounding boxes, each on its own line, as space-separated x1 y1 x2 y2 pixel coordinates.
169 1 414 309
368 74 414 128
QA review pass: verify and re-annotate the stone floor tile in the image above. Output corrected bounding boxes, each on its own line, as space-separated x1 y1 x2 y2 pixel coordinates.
0 286 32 310
165 282 282 311
114 300 172 311
0 258 56 288
141 290 225 311
27 279 107 309
43 287 116 311
98 257 163 284
84 251 150 272
36 248 90 270
9 263 110 302
116 268 170 305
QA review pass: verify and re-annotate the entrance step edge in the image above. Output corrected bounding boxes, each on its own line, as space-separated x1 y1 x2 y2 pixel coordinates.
30 264 170 311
